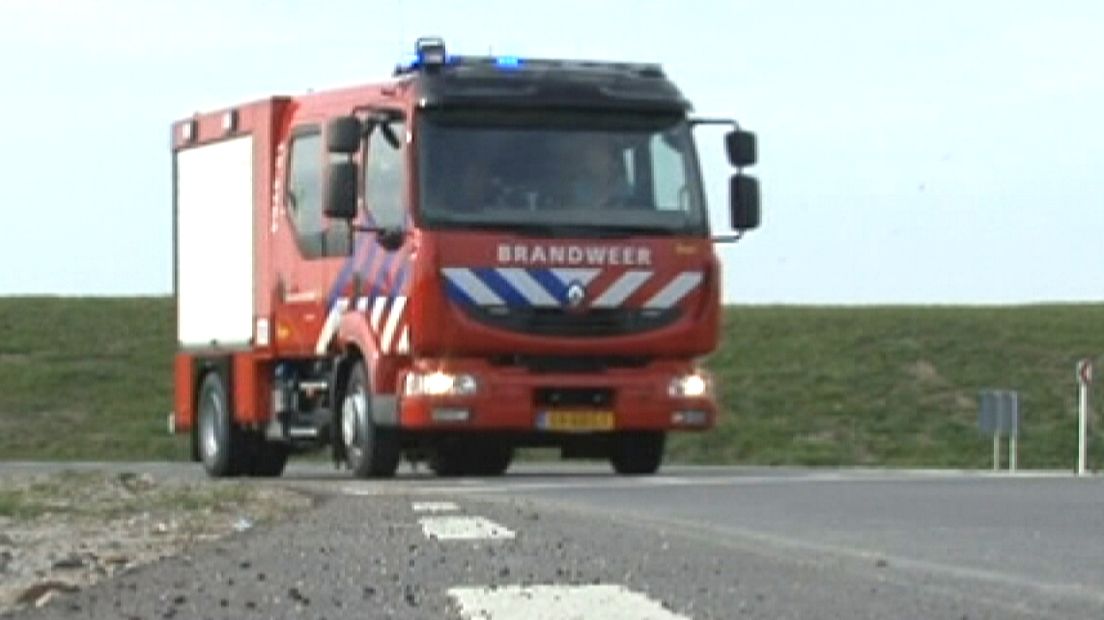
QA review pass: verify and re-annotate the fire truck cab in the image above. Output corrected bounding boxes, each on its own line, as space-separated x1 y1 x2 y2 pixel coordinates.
171 38 760 478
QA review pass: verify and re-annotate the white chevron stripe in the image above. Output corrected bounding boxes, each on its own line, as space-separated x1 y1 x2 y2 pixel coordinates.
397 326 410 354
497 268 559 307
644 271 703 309
550 268 600 287
381 296 407 353
591 271 652 308
314 297 349 355
356 296 370 312
443 268 504 306
370 296 388 332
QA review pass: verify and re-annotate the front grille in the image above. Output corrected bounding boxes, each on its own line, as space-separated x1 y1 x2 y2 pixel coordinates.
490 355 649 374
535 387 613 408
462 305 679 337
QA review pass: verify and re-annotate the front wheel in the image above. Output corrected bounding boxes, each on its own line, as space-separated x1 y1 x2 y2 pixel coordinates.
610 431 666 475
341 360 401 478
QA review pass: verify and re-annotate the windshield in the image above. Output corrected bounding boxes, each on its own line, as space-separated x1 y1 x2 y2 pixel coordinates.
417 109 708 236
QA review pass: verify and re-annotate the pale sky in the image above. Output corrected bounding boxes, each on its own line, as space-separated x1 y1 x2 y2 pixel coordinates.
1 0 1101 304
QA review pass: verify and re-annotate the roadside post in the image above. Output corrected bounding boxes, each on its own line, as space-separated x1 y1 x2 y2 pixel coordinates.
1076 358 1093 476
979 390 1020 472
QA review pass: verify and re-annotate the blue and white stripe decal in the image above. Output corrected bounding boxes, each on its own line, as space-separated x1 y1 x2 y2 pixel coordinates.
442 268 504 306
591 270 652 308
442 268 702 310
644 272 704 309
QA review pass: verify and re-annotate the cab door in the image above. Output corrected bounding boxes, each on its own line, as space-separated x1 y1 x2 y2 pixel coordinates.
271 120 351 355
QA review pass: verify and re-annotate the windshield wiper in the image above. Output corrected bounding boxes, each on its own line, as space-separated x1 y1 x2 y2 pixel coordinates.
436 219 633 238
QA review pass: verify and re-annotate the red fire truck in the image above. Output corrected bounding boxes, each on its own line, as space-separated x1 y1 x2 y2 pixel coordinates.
170 38 759 478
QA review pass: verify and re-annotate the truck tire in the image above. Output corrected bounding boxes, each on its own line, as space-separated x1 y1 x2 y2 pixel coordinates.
341 360 401 478
610 431 666 475
197 371 242 478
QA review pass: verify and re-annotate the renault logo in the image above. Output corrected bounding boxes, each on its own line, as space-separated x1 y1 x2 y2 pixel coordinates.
566 282 586 308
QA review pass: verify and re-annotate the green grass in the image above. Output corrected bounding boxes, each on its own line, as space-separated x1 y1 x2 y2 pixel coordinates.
0 297 185 461
1 297 1102 469
668 305 1104 470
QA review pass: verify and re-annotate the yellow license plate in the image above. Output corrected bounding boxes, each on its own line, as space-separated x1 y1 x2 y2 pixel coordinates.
537 410 615 432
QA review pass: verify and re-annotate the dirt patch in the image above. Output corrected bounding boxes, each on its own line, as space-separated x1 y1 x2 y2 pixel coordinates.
0 470 311 613
906 360 946 385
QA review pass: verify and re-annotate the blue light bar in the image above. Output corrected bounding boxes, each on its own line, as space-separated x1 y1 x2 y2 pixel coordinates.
495 55 522 69
416 37 447 67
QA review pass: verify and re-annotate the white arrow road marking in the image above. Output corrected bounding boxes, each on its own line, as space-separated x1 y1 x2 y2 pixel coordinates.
419 516 515 540
449 584 690 620
411 501 459 513
341 486 378 496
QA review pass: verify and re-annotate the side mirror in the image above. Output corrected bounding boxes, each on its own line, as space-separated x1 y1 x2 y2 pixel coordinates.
324 160 358 220
327 116 362 154
730 175 760 231
726 130 757 168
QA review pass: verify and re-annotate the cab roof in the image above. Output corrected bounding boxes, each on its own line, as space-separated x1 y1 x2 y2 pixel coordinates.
395 53 691 113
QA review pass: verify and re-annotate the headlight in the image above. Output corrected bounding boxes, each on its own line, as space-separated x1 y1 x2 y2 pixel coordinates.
405 371 478 397
669 372 711 398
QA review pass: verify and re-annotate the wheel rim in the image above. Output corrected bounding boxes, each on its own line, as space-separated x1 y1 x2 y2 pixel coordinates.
342 389 367 458
199 389 221 461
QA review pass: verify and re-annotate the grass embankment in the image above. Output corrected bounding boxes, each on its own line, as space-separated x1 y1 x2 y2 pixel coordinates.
1 297 1102 468
669 305 1104 469
0 297 183 460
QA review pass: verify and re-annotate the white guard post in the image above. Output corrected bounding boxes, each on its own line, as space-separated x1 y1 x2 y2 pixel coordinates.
979 390 1018 473
1077 358 1093 476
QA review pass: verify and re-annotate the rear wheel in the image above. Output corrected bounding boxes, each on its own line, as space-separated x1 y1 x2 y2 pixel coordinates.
197 372 242 477
610 431 666 475
341 360 401 478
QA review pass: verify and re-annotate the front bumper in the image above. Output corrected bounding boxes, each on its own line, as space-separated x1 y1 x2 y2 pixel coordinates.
396 358 716 432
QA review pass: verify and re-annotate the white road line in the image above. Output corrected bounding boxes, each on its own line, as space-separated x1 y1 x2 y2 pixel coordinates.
419 516 515 540
411 501 459 513
400 470 1072 496
449 584 690 620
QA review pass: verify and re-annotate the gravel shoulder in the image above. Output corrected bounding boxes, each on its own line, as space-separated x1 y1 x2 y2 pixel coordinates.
0 469 311 615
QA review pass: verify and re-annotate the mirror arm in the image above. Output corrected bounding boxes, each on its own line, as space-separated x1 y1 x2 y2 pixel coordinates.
711 232 745 244
689 117 740 129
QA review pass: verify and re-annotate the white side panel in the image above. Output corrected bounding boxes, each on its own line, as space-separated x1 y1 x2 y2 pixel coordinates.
176 136 255 347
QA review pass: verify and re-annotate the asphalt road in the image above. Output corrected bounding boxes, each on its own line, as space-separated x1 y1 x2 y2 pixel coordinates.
4 463 1103 619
